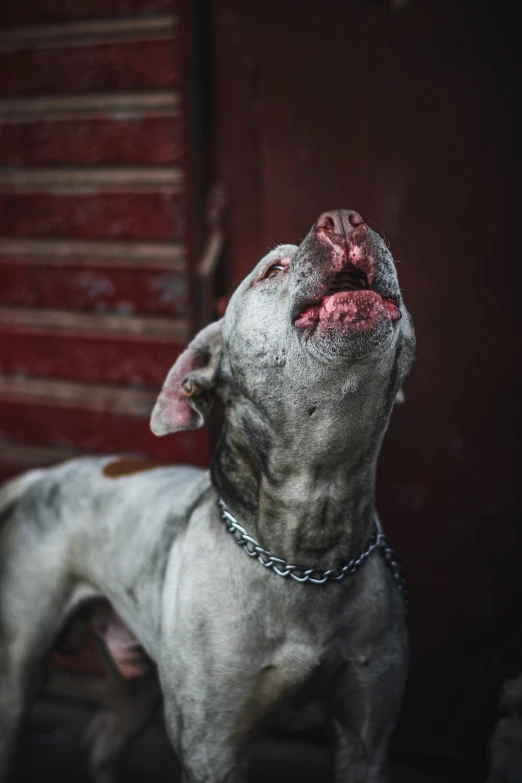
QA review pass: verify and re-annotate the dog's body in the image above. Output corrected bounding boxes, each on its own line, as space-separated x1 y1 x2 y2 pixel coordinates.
0 210 415 783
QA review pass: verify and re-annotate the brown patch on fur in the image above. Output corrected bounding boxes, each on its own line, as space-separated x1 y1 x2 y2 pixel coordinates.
102 456 171 479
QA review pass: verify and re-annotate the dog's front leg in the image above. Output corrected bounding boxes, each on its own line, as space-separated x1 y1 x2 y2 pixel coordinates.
333 723 390 783
330 644 407 783
161 680 255 783
162 689 250 783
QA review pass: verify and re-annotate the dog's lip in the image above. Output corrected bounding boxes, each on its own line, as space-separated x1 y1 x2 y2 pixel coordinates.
291 263 400 326
294 289 401 331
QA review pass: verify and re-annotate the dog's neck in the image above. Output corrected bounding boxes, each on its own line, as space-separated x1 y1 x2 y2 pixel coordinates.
211 371 394 569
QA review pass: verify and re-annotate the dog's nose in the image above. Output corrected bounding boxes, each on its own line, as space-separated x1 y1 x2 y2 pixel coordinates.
316 209 365 237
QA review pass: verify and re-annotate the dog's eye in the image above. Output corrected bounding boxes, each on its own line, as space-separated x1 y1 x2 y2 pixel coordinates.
264 264 285 279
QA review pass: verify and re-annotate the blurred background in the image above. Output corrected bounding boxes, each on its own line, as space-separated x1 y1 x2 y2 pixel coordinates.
0 0 521 781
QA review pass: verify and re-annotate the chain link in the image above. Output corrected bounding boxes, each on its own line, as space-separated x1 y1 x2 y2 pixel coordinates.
379 535 410 613
217 499 408 612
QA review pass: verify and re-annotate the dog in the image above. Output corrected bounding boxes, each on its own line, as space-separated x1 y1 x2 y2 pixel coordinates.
0 209 415 783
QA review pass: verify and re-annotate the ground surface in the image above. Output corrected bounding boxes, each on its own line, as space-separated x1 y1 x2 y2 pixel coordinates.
7 693 468 783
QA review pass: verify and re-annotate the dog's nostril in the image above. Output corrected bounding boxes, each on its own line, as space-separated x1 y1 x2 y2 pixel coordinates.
348 211 364 229
315 212 342 234
322 217 335 232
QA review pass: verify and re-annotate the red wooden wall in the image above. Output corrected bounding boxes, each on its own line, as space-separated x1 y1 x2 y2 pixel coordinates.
213 0 522 766
0 0 210 479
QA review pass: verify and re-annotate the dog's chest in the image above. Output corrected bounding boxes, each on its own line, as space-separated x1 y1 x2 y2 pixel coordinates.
163 509 362 691
234 581 353 684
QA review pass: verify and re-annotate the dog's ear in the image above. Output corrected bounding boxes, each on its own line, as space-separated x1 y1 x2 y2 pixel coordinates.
151 320 223 436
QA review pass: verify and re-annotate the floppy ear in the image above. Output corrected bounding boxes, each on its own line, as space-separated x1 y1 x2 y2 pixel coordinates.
151 320 223 436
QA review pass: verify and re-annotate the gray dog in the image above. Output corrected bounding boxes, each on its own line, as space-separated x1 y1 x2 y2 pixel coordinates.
0 209 415 783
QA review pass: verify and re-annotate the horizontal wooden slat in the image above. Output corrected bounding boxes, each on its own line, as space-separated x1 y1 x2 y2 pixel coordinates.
0 307 188 341
0 306 187 386
0 0 175 27
0 332 182 385
0 116 182 166
0 384 208 463
0 192 184 239
0 263 188 316
43 667 108 698
0 40 180 97
0 166 182 191
0 374 156 414
0 16 177 48
0 441 79 468
0 238 185 267
0 91 180 120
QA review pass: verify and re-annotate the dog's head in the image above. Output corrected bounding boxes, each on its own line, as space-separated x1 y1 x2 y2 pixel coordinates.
151 209 415 454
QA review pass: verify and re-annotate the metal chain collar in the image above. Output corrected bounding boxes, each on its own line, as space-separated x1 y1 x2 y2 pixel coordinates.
217 499 409 612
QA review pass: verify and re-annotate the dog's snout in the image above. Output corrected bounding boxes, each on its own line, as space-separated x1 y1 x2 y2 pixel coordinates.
316 209 365 238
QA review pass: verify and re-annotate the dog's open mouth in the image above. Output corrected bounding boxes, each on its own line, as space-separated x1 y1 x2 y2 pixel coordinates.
295 262 400 332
